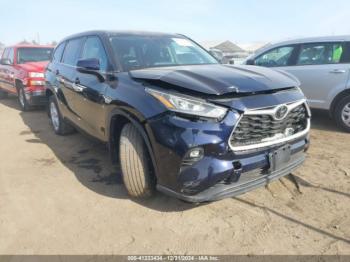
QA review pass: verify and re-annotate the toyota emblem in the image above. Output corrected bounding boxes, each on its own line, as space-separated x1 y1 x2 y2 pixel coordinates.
274 105 288 120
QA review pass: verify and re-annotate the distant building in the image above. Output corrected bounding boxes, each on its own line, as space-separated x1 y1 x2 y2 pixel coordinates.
212 40 244 55
200 40 268 64
201 40 248 64
238 42 270 53
17 40 30 45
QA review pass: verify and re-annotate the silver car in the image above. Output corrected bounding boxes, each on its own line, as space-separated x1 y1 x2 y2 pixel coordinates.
244 35 350 132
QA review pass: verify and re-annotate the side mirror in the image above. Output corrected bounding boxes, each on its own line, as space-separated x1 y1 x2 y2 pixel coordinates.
77 58 100 71
76 58 104 82
246 59 255 65
1 58 11 65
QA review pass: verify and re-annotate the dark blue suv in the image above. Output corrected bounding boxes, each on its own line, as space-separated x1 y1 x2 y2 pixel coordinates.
45 31 310 202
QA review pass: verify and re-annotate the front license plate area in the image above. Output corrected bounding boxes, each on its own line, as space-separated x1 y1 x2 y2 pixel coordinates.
268 145 291 172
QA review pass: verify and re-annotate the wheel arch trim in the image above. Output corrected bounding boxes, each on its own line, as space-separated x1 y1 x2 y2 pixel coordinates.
107 108 160 179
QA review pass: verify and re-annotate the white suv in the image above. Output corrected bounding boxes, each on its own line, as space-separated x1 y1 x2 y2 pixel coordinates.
244 35 350 132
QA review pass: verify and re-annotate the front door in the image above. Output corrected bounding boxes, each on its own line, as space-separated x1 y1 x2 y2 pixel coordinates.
59 37 85 119
0 48 10 91
72 36 110 140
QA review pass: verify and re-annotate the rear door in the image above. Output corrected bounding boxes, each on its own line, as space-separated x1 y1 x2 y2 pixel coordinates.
280 42 350 109
73 36 110 140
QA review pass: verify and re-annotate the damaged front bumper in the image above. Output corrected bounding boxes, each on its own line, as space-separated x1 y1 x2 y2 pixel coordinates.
157 145 306 203
146 107 310 203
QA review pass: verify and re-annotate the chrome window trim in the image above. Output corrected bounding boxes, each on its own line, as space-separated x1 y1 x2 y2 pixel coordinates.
229 99 310 152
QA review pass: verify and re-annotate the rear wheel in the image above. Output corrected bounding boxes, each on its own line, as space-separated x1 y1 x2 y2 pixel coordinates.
334 95 350 132
119 123 155 198
0 89 8 99
48 95 75 135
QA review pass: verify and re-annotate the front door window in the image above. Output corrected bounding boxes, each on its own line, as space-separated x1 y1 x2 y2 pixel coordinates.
255 46 294 67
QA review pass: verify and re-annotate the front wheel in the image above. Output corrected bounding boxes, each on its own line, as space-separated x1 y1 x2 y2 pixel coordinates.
119 123 155 198
48 95 75 135
17 86 30 111
334 96 350 132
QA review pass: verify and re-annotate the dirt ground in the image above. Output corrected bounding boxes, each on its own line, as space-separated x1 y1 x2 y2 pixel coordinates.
0 96 349 255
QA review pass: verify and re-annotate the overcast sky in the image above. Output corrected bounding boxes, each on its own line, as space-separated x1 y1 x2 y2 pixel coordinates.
1 0 349 45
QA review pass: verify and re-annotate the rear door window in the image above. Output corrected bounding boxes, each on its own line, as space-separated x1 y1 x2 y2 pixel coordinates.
255 46 295 67
62 38 84 66
296 42 344 65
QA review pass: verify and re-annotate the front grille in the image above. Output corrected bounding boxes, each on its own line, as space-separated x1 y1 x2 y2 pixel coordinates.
230 101 309 149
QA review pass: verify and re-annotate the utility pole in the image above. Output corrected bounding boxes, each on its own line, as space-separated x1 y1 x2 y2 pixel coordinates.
37 32 40 44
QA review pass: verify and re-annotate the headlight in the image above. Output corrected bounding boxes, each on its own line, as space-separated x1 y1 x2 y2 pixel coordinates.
146 88 228 119
29 72 44 78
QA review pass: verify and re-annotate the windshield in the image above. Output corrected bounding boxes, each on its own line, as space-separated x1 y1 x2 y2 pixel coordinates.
109 35 218 71
17 48 53 64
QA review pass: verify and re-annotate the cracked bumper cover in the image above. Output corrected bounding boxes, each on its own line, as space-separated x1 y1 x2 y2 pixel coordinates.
157 152 305 202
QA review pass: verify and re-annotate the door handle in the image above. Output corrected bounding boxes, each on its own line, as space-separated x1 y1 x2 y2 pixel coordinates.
72 83 85 92
330 69 346 74
57 76 65 84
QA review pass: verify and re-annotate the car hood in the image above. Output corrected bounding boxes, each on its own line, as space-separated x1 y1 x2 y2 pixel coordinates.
129 64 299 95
17 61 49 73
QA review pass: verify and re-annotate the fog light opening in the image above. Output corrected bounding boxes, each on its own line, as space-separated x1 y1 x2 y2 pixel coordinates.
233 161 242 171
225 161 242 184
181 147 204 168
189 148 203 159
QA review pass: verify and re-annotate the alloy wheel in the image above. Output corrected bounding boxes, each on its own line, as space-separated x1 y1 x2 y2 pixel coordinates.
341 102 350 127
19 88 25 108
50 101 60 131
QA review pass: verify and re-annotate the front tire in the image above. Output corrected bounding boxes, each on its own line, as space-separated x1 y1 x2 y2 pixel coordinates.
17 85 30 111
334 96 350 132
119 123 155 198
48 95 75 135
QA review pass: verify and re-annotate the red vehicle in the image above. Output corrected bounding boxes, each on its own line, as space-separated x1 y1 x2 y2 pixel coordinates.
0 44 54 110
